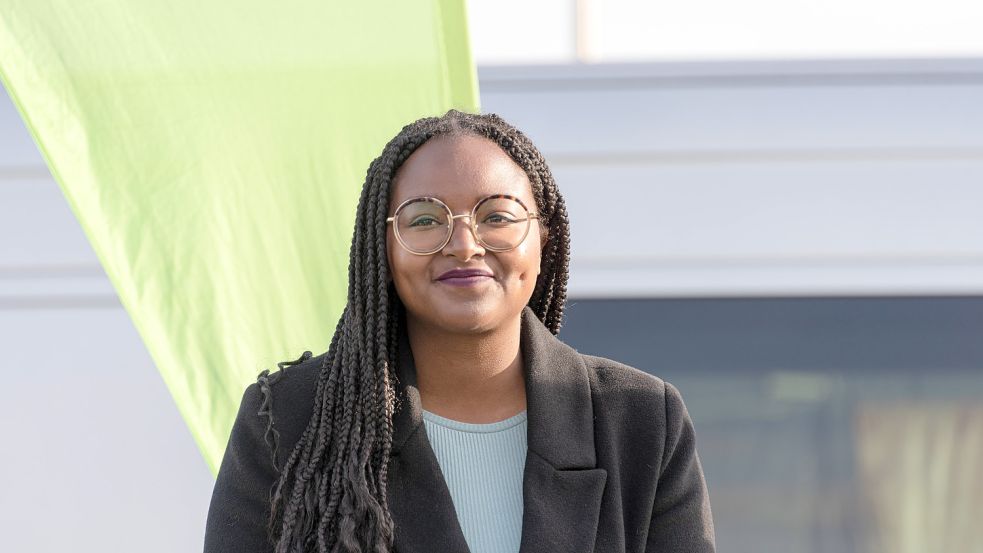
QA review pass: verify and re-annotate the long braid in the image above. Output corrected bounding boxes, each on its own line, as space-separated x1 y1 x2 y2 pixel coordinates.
264 110 572 552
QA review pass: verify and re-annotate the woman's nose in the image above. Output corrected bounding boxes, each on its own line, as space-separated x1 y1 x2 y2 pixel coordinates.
442 214 484 261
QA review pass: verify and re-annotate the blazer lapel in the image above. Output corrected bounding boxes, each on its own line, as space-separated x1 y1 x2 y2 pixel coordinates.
516 305 608 553
387 320 471 553
386 306 607 553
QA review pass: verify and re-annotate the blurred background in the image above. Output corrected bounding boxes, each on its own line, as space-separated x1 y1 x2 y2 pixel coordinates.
2 0 982 551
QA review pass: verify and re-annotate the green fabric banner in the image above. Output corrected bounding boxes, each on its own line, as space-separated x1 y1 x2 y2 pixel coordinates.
0 0 478 474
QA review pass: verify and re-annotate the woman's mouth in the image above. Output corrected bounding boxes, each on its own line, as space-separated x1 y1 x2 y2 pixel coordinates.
435 268 495 287
437 274 494 287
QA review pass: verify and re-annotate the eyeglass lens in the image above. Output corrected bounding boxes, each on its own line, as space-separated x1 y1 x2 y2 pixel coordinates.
395 197 531 253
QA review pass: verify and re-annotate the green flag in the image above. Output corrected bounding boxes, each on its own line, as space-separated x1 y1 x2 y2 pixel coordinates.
0 0 478 474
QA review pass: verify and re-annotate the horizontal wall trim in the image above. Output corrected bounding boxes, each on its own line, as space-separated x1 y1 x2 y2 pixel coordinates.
0 264 106 278
479 58 983 92
568 287 983 300
0 296 121 310
0 166 51 179
568 260 983 298
547 147 983 165
573 253 983 268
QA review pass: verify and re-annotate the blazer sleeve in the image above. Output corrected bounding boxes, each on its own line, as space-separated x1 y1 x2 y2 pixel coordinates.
203 382 279 553
645 381 716 553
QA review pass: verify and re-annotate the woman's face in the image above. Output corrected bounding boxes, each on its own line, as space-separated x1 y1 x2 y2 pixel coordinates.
386 134 547 335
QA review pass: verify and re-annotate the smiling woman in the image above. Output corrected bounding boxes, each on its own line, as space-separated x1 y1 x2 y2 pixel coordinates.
203 110 716 553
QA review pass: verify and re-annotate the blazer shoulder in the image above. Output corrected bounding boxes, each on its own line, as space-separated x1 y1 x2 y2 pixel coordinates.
579 352 694 443
256 350 324 405
580 352 668 402
248 350 325 469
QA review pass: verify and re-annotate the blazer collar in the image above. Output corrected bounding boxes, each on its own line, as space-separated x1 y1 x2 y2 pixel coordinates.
386 305 608 553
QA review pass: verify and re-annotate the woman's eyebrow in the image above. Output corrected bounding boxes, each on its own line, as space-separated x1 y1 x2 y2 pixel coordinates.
398 192 527 203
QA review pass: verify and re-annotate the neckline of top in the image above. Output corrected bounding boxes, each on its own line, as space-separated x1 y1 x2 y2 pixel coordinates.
421 408 528 433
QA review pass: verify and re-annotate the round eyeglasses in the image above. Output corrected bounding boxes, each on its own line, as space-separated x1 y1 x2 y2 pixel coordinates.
386 194 541 255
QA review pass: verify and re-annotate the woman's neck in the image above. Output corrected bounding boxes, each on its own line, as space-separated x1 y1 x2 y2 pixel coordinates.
405 313 527 424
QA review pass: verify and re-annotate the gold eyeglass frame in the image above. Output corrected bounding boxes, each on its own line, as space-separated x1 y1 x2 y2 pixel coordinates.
386 194 541 255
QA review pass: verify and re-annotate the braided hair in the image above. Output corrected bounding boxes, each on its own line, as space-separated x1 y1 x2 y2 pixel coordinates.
266 110 572 552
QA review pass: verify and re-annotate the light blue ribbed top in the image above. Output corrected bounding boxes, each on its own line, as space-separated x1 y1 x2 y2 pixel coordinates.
421 408 527 553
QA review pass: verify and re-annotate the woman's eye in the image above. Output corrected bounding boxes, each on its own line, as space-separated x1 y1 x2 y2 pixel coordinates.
484 213 517 225
409 216 441 227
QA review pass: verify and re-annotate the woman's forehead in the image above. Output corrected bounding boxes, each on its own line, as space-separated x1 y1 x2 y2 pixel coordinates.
389 134 534 207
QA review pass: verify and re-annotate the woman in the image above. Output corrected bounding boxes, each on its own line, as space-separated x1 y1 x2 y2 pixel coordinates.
204 110 715 553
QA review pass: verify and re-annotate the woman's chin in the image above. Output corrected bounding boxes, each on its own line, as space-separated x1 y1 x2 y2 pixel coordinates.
437 311 500 335
412 303 505 335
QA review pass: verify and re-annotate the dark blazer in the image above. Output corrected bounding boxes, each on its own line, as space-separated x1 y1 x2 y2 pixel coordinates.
204 305 715 552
